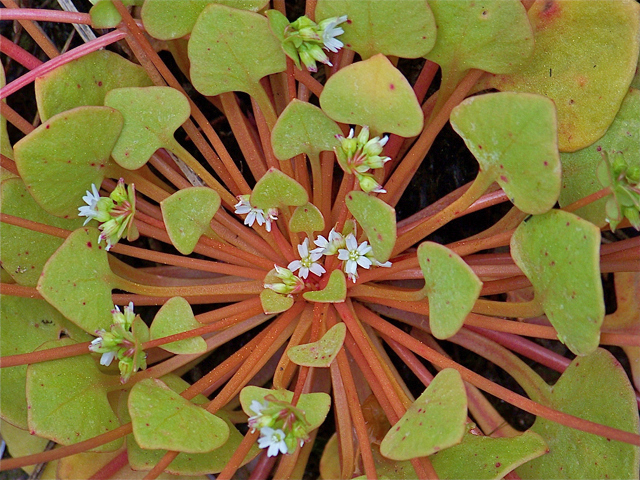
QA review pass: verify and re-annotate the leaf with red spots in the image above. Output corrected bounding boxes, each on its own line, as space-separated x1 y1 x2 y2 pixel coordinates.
105 86 191 170
13 106 123 217
37 228 119 333
450 92 561 215
511 210 603 355
320 54 424 137
477 0 640 152
517 349 639 479
287 322 346 367
417 242 482 340
315 0 436 60
289 203 325 237
346 190 396 263
26 337 122 452
380 368 467 461
260 288 295 314
0 178 85 286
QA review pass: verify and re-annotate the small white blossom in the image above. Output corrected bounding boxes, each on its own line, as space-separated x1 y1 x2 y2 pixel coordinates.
78 184 101 225
99 350 117 367
288 238 325 279
235 196 278 232
258 427 289 457
319 15 348 53
337 233 372 282
312 228 345 256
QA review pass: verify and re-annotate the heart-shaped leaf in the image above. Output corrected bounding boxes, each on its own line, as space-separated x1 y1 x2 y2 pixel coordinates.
161 187 221 255
1 296 90 429
142 0 269 40
289 203 325 236
0 178 85 286
511 210 604 355
517 349 639 479
13 106 123 217
478 0 640 152
260 288 294 314
417 242 482 340
559 88 640 227
150 297 207 354
128 378 229 453
271 100 342 160
35 50 152 122
302 270 347 304
251 168 308 210
450 92 561 215
431 428 547 479
315 0 436 60
320 54 424 137
27 338 122 452
425 0 533 97
37 227 118 333
380 368 467 460
287 322 346 367
240 387 331 432
104 86 191 170
189 4 286 98
345 190 396 262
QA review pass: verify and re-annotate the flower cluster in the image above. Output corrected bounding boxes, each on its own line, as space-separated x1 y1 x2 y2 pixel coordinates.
597 151 640 230
248 396 311 457
288 238 326 279
264 265 305 295
334 126 391 194
78 179 138 250
282 15 348 72
234 195 279 232
88 302 148 383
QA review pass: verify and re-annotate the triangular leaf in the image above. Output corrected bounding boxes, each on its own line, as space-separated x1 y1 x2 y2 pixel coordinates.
251 168 308 210
302 270 347 304
346 190 396 262
287 322 346 367
150 297 207 354
289 202 325 236
260 288 294 314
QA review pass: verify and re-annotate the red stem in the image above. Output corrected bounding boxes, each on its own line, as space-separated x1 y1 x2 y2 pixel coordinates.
0 34 42 69
0 8 91 24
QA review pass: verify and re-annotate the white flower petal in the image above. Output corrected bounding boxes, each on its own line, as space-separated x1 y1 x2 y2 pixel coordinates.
288 260 302 272
356 256 372 269
309 263 326 276
337 249 350 261
100 350 116 366
345 234 358 251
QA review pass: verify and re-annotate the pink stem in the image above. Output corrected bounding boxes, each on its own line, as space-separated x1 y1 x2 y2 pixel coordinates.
0 29 127 100
0 8 91 24
0 34 42 69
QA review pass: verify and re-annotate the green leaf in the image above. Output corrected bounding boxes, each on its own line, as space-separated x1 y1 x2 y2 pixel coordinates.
315 0 437 60
260 288 294 314
37 227 118 334
287 322 346 367
128 378 229 453
1 296 90 429
240 387 331 432
13 106 123 217
478 0 640 152
189 3 286 97
89 1 123 28
150 297 206 354
289 203 325 236
271 100 342 160
142 0 269 40
0 421 51 475
251 168 308 210
0 178 85 286
510 210 604 355
517 349 639 479
120 375 259 475
345 190 396 262
559 88 640 227
302 270 347 304
380 368 467 460
104 86 191 170
161 187 221 255
425 0 533 93
35 50 152 122
320 54 424 137
450 92 561 215
26 338 122 452
431 428 548 480
417 242 482 340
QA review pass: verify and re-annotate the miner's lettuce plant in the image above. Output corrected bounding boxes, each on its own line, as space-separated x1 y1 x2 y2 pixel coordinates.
0 0 639 478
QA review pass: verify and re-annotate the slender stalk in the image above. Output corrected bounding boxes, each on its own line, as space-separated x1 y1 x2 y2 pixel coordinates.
293 68 324 98
0 8 91 23
0 102 34 134
250 83 279 132
1 0 59 58
0 34 42 69
215 430 260 480
113 276 263 298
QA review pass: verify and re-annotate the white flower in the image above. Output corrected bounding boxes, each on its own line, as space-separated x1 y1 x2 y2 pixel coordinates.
320 15 348 53
288 238 326 279
99 350 117 367
257 427 288 457
235 195 278 231
312 228 345 256
337 233 372 282
78 184 101 225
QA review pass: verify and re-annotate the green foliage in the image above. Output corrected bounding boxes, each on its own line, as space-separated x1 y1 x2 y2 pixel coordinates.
287 322 346 367
149 297 207 354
